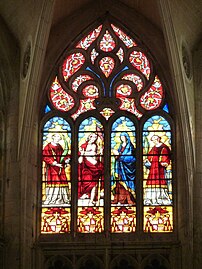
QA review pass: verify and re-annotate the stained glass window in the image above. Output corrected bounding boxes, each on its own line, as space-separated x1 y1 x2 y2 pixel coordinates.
77 117 104 233
41 19 174 235
41 117 71 233
111 117 136 232
143 116 173 232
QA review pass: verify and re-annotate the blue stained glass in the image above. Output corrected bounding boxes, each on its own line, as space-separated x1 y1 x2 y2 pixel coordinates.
86 66 106 95
111 116 136 206
79 116 103 132
143 116 171 131
163 103 169 113
109 66 129 96
112 116 136 131
43 117 71 131
44 105 51 113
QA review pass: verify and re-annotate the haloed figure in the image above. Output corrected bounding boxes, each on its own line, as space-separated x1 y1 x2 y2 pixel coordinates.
144 135 171 205
43 133 70 205
112 132 136 205
78 133 103 206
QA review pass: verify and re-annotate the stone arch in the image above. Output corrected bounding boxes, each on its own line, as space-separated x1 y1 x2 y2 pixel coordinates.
76 255 103 269
45 255 73 269
110 254 138 269
41 1 171 106
141 254 170 269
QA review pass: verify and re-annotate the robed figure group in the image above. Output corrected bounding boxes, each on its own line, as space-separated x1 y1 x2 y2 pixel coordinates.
42 131 171 207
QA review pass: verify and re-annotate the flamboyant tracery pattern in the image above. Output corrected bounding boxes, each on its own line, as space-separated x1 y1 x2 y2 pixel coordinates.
48 23 164 119
41 20 173 234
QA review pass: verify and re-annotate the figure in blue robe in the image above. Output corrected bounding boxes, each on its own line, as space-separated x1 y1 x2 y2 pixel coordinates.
111 132 136 204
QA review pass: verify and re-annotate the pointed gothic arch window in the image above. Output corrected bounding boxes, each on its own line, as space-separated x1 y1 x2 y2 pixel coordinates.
40 19 174 234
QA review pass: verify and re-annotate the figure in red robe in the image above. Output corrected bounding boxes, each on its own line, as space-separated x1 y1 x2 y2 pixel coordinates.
43 133 70 205
78 133 103 206
144 135 171 205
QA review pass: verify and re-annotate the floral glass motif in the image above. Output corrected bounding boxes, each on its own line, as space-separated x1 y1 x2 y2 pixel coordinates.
99 57 115 77
122 74 144 91
91 48 99 64
143 115 173 232
116 84 132 97
99 30 116 52
50 77 74 112
71 98 96 120
82 85 99 98
41 117 71 233
78 117 104 232
129 51 151 79
76 25 102 50
62 53 85 81
111 24 137 48
111 117 136 232
116 47 124 62
140 76 163 110
119 97 143 119
72 74 93 92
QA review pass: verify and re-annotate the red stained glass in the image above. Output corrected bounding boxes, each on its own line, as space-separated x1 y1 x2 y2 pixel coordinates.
143 116 172 208
122 74 144 91
129 51 151 79
144 206 173 232
119 97 143 118
71 99 96 120
76 25 102 50
82 85 99 98
111 206 136 233
77 207 104 233
41 207 71 233
78 119 104 204
72 74 93 92
50 77 74 111
91 48 99 64
111 24 137 48
140 76 163 110
116 84 132 97
62 53 85 81
99 30 116 52
116 47 124 62
99 57 115 77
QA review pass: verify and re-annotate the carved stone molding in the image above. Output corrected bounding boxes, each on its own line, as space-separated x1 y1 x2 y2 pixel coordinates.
181 42 192 80
22 41 31 79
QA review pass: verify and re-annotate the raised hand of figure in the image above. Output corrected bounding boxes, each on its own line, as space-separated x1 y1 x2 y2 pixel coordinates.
53 161 63 168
